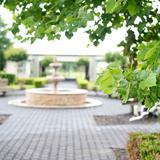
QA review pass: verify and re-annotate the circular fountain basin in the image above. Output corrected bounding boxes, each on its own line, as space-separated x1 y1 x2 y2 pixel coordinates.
8 88 103 109
26 88 88 106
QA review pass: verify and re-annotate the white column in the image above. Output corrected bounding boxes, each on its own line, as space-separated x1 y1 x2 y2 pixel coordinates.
26 61 31 77
89 58 97 82
6 61 18 76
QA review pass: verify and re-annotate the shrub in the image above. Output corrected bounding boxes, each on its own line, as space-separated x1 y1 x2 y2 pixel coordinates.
17 78 34 85
128 133 160 160
77 79 89 89
77 78 100 92
0 72 16 84
34 78 46 88
17 77 47 85
87 82 99 92
25 78 34 85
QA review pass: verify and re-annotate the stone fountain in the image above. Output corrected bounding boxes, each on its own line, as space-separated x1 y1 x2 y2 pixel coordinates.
9 57 102 108
50 57 64 91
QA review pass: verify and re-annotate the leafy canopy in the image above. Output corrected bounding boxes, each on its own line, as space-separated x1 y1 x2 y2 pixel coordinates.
77 57 89 66
5 47 28 62
1 0 159 47
40 56 53 68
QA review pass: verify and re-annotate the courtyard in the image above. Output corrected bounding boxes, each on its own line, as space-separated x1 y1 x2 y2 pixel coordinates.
0 81 160 160
0 0 160 159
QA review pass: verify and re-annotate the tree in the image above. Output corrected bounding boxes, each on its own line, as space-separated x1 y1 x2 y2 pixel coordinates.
5 47 28 62
97 41 160 109
77 58 89 80
1 0 160 109
1 0 160 57
40 56 53 76
0 16 11 70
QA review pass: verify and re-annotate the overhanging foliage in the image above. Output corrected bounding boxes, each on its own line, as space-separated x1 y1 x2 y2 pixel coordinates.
0 0 160 108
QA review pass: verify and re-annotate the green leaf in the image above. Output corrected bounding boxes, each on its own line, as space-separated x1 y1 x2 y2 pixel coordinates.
22 16 34 27
127 0 140 16
66 16 74 23
137 41 160 62
96 63 122 94
123 82 131 103
65 31 73 39
139 73 157 90
144 97 153 108
37 26 45 35
105 0 125 13
144 41 160 60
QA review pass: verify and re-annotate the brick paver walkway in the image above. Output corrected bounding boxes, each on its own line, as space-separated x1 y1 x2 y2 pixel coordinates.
0 81 160 160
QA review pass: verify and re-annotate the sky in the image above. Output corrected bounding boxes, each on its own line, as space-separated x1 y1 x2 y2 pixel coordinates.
0 6 127 56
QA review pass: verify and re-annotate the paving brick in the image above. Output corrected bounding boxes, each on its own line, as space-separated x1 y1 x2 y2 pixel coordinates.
0 82 159 160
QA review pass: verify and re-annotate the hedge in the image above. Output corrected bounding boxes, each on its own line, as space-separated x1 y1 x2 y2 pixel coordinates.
17 78 34 85
128 133 160 160
77 79 89 89
0 72 16 84
34 79 44 88
76 78 100 92
15 77 47 89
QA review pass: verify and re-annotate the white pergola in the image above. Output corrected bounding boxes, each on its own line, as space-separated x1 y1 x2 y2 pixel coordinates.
28 53 104 81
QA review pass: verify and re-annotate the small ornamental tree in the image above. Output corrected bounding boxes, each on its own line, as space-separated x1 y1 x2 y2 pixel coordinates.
5 47 28 62
77 58 89 80
40 56 53 75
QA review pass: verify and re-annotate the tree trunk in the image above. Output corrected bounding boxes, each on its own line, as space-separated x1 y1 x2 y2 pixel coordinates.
85 65 89 80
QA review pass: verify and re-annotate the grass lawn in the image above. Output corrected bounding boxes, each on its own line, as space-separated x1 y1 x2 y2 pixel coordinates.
9 84 35 90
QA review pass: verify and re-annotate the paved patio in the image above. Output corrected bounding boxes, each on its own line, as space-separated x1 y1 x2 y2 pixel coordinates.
0 81 160 160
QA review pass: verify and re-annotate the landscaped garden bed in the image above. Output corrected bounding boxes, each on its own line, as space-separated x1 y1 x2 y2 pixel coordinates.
128 133 160 160
10 77 47 90
94 114 159 126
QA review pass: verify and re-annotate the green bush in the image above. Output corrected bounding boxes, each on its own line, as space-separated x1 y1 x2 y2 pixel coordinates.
34 79 44 88
17 77 47 85
25 78 34 85
0 72 16 84
87 82 99 92
77 78 100 92
17 78 34 85
77 79 89 89
128 133 160 160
